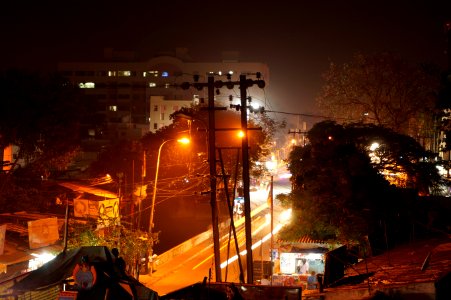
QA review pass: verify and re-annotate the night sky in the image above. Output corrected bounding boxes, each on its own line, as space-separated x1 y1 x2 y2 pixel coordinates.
2 1 451 125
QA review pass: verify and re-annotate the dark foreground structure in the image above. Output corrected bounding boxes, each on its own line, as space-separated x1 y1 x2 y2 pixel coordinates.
9 246 158 300
160 280 302 300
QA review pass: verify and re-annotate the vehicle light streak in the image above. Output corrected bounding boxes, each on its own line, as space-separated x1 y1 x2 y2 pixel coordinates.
192 203 279 271
220 223 284 269
191 225 248 270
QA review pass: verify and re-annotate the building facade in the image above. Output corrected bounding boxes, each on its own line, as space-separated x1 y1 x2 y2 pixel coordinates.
58 48 270 142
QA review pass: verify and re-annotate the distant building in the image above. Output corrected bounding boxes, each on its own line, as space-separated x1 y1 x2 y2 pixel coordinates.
57 48 270 142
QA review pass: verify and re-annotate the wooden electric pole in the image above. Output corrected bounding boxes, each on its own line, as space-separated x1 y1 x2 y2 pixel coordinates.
239 74 254 283
181 73 265 284
207 76 222 282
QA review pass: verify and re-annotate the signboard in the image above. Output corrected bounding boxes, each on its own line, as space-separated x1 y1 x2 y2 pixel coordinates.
28 217 59 249
280 253 297 274
73 198 119 219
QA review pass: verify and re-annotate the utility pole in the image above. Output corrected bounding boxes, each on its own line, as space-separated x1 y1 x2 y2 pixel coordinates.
181 73 265 284
270 175 274 285
207 76 222 282
230 74 265 284
181 75 224 282
239 74 254 283
445 21 451 71
288 121 308 146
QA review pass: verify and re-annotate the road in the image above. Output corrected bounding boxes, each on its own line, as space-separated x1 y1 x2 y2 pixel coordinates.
139 173 292 296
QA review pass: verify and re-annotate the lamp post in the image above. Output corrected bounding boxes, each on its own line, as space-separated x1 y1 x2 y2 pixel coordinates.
148 138 190 235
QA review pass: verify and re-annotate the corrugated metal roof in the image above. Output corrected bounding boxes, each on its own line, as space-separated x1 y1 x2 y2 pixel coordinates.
59 182 117 199
277 236 330 245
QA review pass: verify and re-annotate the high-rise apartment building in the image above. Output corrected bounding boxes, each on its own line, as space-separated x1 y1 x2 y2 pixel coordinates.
58 48 270 143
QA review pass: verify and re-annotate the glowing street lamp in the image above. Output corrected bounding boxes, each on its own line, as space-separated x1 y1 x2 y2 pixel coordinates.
149 138 190 235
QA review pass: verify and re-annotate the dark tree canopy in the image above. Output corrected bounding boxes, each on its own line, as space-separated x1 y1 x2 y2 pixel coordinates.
281 121 390 244
0 69 86 212
279 121 442 245
0 69 83 177
316 52 439 139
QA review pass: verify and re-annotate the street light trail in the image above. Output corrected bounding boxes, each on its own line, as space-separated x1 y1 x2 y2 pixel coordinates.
219 208 292 269
192 224 247 270
220 223 284 269
192 202 272 270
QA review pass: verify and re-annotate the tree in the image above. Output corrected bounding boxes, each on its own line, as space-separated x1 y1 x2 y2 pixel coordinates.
279 121 442 246
280 121 390 244
0 70 85 212
436 69 451 153
0 69 83 177
67 219 152 279
316 52 439 139
342 123 443 195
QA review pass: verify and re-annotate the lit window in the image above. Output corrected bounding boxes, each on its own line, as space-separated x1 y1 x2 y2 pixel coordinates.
143 72 147 77
109 106 117 111
108 71 116 77
78 82 95 88
149 82 156 87
148 71 159 77
218 71 222 76
162 71 169 77
118 71 131 77
164 83 170 88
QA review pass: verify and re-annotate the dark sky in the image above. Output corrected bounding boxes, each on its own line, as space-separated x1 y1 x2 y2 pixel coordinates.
2 0 451 125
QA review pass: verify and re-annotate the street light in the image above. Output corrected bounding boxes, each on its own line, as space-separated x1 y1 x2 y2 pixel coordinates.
148 137 190 235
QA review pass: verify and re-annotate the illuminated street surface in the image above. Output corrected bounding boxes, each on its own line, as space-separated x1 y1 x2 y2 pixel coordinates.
139 173 292 296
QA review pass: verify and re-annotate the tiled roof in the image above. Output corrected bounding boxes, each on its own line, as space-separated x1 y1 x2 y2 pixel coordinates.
339 237 451 288
277 236 331 245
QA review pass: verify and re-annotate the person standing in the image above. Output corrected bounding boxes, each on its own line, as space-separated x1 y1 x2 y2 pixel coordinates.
111 248 126 276
300 259 309 274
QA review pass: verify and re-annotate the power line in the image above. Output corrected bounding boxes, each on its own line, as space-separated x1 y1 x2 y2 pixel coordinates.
265 110 330 119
